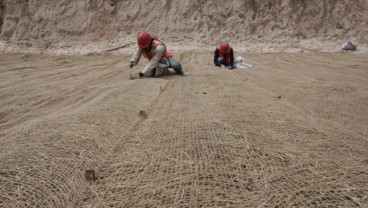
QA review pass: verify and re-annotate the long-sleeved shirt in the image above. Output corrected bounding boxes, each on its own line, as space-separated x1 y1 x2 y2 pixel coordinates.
130 44 167 75
214 48 235 67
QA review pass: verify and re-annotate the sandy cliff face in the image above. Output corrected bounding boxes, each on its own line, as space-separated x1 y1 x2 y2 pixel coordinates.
0 0 367 51
0 0 4 34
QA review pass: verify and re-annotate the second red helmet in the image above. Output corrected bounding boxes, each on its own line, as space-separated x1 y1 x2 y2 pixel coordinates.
219 41 230 53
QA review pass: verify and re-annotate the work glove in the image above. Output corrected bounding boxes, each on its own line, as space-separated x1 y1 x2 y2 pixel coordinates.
130 72 144 80
129 61 134 68
181 71 189 76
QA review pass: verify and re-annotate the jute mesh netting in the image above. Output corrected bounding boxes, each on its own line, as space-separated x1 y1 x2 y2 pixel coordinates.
0 53 367 207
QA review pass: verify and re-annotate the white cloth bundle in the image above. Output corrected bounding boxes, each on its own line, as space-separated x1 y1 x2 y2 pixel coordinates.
234 56 253 69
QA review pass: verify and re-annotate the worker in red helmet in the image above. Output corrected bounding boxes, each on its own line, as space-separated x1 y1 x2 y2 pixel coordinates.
214 41 235 69
129 31 188 79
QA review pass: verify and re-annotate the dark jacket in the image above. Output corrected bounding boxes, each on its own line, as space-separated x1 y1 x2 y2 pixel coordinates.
214 48 234 67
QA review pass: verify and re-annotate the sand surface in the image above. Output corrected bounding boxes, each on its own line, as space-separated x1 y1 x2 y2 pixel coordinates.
0 51 367 207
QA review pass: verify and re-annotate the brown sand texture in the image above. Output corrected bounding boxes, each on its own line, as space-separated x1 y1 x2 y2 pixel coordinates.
0 52 367 207
1 0 368 53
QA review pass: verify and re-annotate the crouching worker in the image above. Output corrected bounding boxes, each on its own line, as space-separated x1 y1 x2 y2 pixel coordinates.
214 41 235 69
130 31 188 79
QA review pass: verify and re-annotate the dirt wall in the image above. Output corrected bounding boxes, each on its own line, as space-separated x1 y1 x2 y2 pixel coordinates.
0 0 367 50
0 0 4 34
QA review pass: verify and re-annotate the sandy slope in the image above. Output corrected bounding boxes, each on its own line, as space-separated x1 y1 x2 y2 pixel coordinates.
0 52 367 207
1 0 368 53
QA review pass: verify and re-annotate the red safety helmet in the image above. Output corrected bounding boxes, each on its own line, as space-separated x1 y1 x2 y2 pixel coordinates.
219 41 230 53
137 31 152 49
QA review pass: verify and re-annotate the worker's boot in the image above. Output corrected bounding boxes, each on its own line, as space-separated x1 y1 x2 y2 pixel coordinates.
172 65 189 76
180 70 189 76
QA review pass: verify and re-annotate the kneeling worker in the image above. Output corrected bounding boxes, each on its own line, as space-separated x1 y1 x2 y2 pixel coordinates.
214 41 235 69
130 31 188 79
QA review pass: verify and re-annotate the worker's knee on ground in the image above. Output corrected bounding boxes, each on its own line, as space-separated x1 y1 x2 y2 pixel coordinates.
217 57 224 64
155 67 166 77
145 68 156 77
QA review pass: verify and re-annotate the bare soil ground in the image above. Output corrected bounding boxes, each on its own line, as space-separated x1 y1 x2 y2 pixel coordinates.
0 51 367 207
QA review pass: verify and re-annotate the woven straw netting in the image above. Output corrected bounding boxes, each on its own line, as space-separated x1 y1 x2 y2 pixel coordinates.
1 54 367 207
